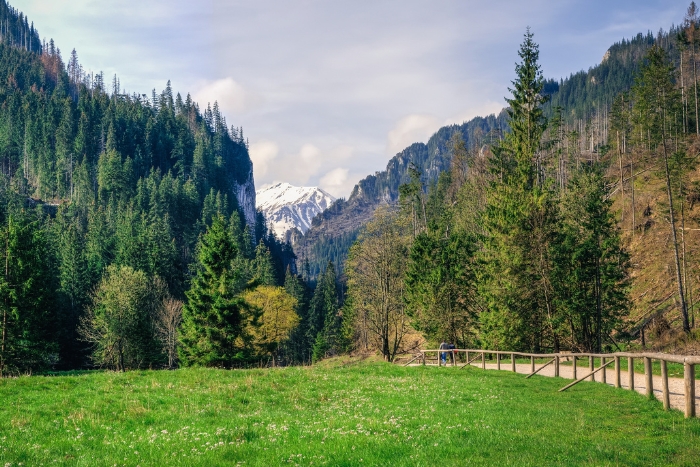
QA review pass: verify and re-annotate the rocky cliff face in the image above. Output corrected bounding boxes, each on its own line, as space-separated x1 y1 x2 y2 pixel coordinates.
235 166 257 229
256 182 335 238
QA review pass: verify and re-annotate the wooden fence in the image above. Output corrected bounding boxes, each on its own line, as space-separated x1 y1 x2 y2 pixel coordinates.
412 349 700 419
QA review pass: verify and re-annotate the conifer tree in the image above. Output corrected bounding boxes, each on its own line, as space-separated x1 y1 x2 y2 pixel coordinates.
179 215 249 367
308 262 339 361
551 168 630 352
0 214 57 376
283 268 311 363
253 241 276 286
480 28 557 352
405 228 478 349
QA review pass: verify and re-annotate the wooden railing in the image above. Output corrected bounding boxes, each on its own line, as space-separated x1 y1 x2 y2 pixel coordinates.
414 349 700 418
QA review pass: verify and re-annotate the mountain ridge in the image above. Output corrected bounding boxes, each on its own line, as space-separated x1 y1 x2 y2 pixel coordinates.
294 26 674 279
256 182 335 239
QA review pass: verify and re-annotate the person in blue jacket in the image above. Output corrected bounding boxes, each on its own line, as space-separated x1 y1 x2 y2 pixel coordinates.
439 341 448 365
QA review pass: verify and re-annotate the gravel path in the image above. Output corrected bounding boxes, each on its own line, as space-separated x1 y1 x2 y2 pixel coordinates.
414 359 699 414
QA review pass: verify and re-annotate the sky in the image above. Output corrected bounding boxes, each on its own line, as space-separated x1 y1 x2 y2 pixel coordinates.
12 0 693 198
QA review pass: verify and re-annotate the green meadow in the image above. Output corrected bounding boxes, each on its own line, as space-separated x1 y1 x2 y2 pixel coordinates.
1 358 699 466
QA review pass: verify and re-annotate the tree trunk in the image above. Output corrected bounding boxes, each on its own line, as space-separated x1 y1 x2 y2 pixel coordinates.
0 306 6 377
661 108 690 332
618 131 624 222
631 152 635 237
682 48 688 133
1 230 8 377
694 39 699 135
596 254 602 353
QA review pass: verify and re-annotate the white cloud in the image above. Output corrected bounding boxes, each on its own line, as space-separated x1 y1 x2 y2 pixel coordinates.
251 143 324 187
249 141 279 178
319 168 350 197
447 101 505 125
297 144 323 179
193 77 261 115
387 114 441 156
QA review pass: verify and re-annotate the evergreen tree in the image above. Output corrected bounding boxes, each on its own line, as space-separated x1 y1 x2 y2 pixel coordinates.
308 262 339 361
551 167 630 352
480 28 558 352
405 229 478 349
282 268 311 363
54 208 90 367
179 215 250 367
0 214 57 376
252 241 276 286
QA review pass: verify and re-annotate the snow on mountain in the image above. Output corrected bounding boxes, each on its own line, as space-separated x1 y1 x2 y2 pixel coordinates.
256 182 335 237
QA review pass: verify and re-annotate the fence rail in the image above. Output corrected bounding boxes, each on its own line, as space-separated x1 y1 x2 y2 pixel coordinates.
414 349 699 418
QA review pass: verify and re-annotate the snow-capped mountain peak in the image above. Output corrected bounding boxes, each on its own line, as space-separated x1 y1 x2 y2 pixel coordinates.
256 182 335 237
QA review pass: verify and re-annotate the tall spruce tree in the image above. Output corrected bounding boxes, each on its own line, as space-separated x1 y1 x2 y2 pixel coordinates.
179 215 250 367
283 268 311 363
0 214 57 376
480 28 557 352
308 262 339 362
551 168 630 352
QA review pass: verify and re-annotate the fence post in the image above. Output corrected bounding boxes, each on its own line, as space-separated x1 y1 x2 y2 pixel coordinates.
628 357 635 391
685 363 695 418
452 350 456 367
438 350 441 367
661 359 670 411
497 352 501 371
530 356 535 373
481 351 485 370
555 355 560 377
601 357 606 384
589 356 595 382
614 356 621 388
422 351 425 366
573 356 577 380
511 353 516 372
644 357 653 399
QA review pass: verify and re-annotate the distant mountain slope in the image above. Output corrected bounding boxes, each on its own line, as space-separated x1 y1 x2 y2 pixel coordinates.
294 114 507 278
296 26 679 279
256 183 335 238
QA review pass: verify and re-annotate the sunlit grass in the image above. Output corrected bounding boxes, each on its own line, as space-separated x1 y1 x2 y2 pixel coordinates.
0 356 699 466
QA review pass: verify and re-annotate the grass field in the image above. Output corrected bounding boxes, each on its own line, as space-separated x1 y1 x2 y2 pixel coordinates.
1 357 699 466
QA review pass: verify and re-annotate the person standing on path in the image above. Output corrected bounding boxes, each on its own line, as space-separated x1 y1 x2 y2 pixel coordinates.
439 341 448 365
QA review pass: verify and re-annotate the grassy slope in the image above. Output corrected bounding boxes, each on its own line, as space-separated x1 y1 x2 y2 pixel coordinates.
1 358 699 466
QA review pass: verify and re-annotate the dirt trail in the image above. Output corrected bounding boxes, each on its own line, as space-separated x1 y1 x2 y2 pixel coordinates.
417 360 699 414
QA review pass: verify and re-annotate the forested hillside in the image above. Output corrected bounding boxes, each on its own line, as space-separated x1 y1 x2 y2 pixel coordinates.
296 113 507 278
298 21 684 280
336 3 700 360
0 0 315 375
